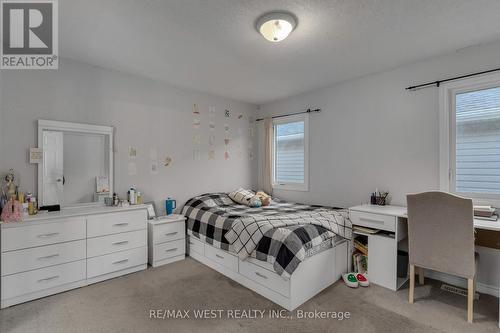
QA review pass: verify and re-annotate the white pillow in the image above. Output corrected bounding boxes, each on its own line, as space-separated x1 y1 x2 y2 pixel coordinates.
228 188 255 206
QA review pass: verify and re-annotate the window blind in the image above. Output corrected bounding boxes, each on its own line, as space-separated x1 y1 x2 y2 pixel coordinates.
275 121 305 184
455 86 500 194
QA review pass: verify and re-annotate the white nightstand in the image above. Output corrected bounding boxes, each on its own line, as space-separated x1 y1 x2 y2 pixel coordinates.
148 214 186 267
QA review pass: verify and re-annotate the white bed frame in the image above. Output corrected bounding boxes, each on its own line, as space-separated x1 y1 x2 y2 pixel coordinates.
187 235 349 310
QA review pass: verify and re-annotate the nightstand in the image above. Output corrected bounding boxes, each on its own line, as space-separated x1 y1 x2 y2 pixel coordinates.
148 214 186 267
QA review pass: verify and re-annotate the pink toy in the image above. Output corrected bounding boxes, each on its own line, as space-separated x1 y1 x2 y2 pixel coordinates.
1 199 23 223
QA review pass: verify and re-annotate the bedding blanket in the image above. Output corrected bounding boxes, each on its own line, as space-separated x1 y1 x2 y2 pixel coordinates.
182 193 353 277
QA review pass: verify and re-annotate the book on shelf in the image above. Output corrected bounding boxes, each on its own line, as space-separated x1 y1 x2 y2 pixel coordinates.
474 205 496 218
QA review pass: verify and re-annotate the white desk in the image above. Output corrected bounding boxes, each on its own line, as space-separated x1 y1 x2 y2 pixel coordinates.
349 204 500 327
349 204 500 231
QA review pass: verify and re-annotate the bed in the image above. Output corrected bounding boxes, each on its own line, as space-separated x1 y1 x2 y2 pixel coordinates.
182 193 353 310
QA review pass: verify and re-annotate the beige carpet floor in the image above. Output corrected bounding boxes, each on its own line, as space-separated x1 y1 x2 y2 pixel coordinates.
0 257 498 333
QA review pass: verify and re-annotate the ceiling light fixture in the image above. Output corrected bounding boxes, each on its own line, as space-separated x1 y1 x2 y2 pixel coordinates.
256 12 297 43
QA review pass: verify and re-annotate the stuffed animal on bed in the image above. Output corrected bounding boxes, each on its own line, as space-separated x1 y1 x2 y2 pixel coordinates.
256 191 271 206
248 196 262 208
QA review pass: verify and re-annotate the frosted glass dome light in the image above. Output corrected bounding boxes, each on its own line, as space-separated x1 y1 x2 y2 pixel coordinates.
256 12 297 42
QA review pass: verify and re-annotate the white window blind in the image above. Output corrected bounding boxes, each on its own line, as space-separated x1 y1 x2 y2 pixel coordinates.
455 86 500 195
275 120 305 184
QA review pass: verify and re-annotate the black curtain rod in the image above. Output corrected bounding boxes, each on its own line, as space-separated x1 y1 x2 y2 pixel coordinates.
255 108 321 122
406 67 500 91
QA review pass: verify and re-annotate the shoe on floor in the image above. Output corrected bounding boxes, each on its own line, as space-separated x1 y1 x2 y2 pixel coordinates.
356 273 369 287
343 273 359 288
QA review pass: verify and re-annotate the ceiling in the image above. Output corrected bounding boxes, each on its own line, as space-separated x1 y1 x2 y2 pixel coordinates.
60 0 500 105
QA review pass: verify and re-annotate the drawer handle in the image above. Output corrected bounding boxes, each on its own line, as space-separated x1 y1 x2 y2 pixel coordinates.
215 254 224 259
37 232 60 238
37 275 60 283
165 232 178 236
359 217 385 224
112 259 129 265
112 241 129 246
113 222 129 227
165 248 178 253
255 272 268 279
37 254 60 260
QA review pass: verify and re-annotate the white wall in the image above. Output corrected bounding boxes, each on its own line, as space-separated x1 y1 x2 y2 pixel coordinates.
0 58 257 213
259 41 500 208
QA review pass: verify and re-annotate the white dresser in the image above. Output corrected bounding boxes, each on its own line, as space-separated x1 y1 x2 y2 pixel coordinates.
148 214 186 267
0 205 148 308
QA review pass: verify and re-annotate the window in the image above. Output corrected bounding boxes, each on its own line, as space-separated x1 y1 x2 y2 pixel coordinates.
440 73 500 204
272 114 309 191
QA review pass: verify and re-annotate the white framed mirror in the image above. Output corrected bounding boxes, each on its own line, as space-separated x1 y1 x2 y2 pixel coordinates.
37 120 114 207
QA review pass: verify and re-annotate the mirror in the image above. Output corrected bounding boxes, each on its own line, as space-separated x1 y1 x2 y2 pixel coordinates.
38 120 114 207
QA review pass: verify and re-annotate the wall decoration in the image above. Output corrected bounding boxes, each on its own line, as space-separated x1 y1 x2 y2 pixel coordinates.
150 160 159 175
193 134 201 145
192 118 201 129
208 150 215 160
225 109 230 118
193 149 201 161
224 151 230 160
164 156 172 167
127 162 137 176
29 147 43 164
209 121 215 131
238 113 243 119
193 103 200 115
128 146 137 159
224 123 230 132
209 135 216 146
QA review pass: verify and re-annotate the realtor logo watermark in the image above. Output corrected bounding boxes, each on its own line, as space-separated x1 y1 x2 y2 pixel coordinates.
1 0 58 69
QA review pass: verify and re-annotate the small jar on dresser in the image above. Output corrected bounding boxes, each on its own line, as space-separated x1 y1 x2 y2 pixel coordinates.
148 214 186 267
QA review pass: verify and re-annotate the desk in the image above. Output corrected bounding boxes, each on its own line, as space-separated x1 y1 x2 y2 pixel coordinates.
349 204 500 327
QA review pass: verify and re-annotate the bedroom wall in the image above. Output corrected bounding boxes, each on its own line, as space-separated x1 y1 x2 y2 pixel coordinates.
0 58 258 213
258 40 500 208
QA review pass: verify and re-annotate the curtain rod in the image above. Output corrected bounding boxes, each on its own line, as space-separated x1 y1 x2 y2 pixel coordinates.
406 67 500 91
255 108 321 122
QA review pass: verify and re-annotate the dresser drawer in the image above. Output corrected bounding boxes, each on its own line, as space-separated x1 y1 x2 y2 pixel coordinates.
1 260 86 300
1 217 86 252
87 210 147 237
350 211 396 232
240 260 290 297
1 240 86 276
87 247 147 278
187 236 204 255
87 230 147 258
153 222 185 244
205 246 238 272
153 239 185 262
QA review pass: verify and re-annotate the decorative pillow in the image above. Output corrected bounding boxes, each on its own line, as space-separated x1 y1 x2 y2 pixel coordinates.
228 188 255 206
249 196 262 208
256 191 272 206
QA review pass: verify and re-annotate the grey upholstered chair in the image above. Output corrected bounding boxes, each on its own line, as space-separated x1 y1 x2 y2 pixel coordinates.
406 191 476 323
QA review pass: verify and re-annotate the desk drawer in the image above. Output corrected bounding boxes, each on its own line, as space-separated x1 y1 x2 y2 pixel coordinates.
1 217 86 252
87 247 147 278
205 246 238 272
1 260 86 300
187 236 204 255
1 240 86 276
87 210 147 237
87 230 147 258
154 239 185 261
350 211 396 232
240 260 290 297
154 222 185 244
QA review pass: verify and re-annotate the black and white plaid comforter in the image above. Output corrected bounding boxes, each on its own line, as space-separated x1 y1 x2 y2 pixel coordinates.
182 193 353 277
